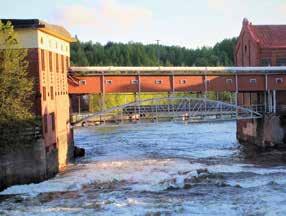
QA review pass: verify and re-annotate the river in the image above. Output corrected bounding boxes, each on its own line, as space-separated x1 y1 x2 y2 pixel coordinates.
1 121 286 215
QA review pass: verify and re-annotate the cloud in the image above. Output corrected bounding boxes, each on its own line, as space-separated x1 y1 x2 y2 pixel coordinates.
52 0 153 33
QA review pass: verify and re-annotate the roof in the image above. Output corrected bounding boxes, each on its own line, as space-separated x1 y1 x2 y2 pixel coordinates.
249 25 286 48
242 19 286 49
0 19 75 43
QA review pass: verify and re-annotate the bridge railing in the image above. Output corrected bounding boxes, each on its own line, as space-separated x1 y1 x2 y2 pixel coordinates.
71 97 263 126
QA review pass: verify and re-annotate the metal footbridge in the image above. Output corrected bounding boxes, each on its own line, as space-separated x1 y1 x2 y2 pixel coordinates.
71 97 262 126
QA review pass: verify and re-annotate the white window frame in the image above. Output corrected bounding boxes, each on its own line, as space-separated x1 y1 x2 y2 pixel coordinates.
131 80 139 85
79 80 86 86
105 80 112 85
249 79 257 84
226 79 233 84
180 79 187 84
155 80 162 84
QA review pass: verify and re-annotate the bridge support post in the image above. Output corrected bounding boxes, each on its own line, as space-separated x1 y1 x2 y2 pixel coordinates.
78 95 81 115
237 90 286 148
100 93 106 112
273 90 277 114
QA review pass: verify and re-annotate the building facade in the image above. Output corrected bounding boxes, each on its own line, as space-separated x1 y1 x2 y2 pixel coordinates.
2 19 75 170
235 18 286 67
235 19 286 148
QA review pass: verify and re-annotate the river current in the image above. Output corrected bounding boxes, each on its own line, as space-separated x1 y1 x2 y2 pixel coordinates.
1 121 286 215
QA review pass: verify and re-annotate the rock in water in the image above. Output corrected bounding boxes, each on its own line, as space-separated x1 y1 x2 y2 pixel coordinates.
74 146 85 158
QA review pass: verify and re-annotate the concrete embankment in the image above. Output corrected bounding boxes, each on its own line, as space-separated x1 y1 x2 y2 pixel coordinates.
237 114 286 148
0 138 75 192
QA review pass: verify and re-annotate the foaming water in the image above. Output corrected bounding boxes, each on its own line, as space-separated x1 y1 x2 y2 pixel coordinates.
1 121 286 215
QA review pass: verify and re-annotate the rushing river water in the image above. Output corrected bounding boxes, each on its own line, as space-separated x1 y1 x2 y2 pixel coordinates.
2 121 286 215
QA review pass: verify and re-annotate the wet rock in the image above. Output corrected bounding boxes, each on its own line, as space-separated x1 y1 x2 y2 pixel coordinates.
74 146 85 158
145 212 161 216
196 168 209 175
14 196 24 203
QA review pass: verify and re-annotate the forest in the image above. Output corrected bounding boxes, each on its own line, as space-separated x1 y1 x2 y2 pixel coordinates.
70 37 237 67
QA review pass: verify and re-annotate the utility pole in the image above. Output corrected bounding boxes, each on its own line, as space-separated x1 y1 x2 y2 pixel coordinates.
156 40 160 65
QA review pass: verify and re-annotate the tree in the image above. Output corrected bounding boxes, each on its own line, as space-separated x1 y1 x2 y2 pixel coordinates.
70 37 238 67
0 21 34 123
0 21 35 146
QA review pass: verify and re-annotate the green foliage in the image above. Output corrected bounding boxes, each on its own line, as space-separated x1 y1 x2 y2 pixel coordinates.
0 21 36 146
71 38 237 67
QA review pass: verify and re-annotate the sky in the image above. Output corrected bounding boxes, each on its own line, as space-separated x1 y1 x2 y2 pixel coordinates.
1 0 286 48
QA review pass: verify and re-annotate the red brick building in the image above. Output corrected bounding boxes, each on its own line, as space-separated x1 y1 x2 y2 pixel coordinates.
2 19 75 170
235 18 286 66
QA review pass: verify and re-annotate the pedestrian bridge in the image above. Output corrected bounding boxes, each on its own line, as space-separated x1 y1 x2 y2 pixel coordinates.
71 97 262 126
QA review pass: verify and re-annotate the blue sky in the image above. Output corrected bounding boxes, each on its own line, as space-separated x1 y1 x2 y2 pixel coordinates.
2 0 286 48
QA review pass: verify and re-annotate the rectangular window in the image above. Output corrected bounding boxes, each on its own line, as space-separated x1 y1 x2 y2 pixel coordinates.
49 52 53 72
43 114 48 133
56 54 59 72
226 79 233 84
42 86 46 101
276 58 286 66
79 80 87 85
50 112 55 131
155 80 162 84
50 86 54 100
261 59 271 66
61 55 65 73
276 78 283 84
131 80 138 84
41 50 45 71
249 79 257 84
180 80 187 84
105 80 112 85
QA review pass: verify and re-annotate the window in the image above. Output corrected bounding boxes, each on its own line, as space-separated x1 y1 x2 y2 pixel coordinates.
41 50 45 71
56 54 59 72
276 78 283 84
244 45 247 53
249 79 257 84
50 86 54 100
49 52 53 72
276 58 286 66
180 80 187 84
61 55 65 73
42 87 46 101
155 80 162 84
50 112 55 131
66 56 69 69
105 80 112 85
43 114 48 133
261 59 271 66
226 79 233 84
79 80 87 85
40 37 44 45
131 80 138 84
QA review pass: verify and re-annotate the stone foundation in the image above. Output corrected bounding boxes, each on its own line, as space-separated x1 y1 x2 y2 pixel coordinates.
237 114 286 148
0 138 74 191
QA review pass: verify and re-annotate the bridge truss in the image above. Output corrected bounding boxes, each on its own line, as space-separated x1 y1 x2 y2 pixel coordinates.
72 97 262 126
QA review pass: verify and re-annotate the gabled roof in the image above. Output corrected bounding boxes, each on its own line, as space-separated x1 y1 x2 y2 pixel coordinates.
0 19 75 43
241 19 286 49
